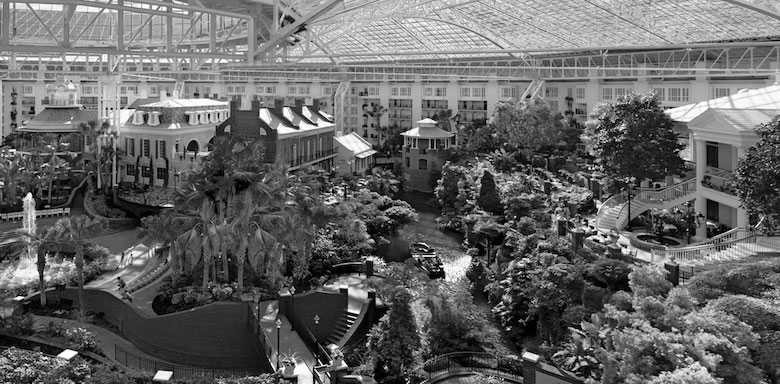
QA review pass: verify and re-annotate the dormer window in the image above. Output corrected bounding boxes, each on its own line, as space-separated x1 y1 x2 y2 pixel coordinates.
210 111 218 123
198 111 207 125
216 111 222 122
185 111 196 125
132 111 145 125
149 111 160 126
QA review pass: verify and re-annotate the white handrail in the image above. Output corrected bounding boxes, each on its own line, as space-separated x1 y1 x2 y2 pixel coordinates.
613 178 697 231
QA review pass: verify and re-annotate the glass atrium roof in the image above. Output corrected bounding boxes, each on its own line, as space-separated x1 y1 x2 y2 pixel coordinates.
284 0 780 62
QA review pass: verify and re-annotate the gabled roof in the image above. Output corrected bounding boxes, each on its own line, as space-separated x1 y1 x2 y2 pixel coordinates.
18 107 96 132
688 108 779 135
667 85 780 123
301 106 335 128
334 132 376 158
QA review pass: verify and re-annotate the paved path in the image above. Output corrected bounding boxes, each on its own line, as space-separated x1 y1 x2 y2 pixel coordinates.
258 300 316 384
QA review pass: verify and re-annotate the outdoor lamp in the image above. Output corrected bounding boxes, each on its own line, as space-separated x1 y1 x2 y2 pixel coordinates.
289 286 296 330
696 213 705 226
275 318 282 371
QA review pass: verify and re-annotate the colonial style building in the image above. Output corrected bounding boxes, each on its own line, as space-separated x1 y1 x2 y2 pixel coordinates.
400 118 455 192
118 97 230 188
216 99 337 171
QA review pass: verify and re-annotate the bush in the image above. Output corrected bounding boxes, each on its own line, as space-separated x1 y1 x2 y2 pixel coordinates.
477 170 503 215
706 295 780 331
687 261 779 301
2 313 35 336
585 259 631 292
64 327 99 352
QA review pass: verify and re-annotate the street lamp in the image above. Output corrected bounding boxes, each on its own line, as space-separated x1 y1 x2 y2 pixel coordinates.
313 314 320 345
289 286 296 331
275 318 282 371
624 177 636 230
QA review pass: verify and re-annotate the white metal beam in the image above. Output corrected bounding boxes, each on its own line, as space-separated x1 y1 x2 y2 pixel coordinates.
255 0 343 58
718 0 780 21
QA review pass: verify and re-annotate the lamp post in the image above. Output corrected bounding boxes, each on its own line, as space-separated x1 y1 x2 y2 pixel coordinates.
625 177 636 230
313 314 320 347
275 318 282 371
289 286 296 331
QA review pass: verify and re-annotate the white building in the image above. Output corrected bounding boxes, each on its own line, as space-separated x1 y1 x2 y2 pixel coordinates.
333 132 377 176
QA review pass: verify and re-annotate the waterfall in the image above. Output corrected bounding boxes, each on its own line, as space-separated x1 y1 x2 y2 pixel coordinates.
22 192 36 262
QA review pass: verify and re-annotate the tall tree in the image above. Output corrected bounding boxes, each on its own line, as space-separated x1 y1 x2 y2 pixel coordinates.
47 215 105 320
477 170 503 215
367 289 421 384
492 97 564 156
138 212 190 286
588 92 685 183
736 117 780 231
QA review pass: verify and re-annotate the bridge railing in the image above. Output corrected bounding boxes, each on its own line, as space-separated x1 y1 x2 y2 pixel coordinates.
615 178 697 230
418 352 524 383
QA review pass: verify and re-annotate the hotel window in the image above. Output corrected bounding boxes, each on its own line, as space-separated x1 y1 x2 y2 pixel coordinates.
159 140 167 158
157 168 168 180
128 138 136 156
235 86 245 94
713 88 730 98
668 88 681 102
574 103 588 115
424 88 433 97
120 86 127 95
391 87 399 96
149 86 159 96
266 86 276 94
652 88 665 101
615 88 627 99
299 86 310 95
460 88 470 97
501 87 516 99
418 159 428 170
435 87 447 97
126 164 135 176
602 88 612 100
22 86 33 96
369 87 379 96
141 166 151 178
142 139 150 157
400 87 411 97
288 86 297 95
473 88 486 98
567 88 574 98
575 88 586 99
544 87 557 98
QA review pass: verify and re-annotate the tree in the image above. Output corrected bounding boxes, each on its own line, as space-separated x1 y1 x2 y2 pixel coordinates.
47 215 105 320
588 92 685 183
736 117 780 231
492 97 564 155
367 289 421 384
139 212 190 286
477 170 503 215
364 168 400 197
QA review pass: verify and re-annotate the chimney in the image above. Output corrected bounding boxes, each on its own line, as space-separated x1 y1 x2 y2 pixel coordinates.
229 99 240 116
294 98 304 108
251 99 261 114
311 98 320 114
274 97 285 113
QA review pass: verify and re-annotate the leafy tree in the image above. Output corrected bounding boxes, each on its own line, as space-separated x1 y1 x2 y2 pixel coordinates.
588 92 685 183
367 289 421 384
561 266 767 384
139 212 190 286
477 170 503 215
492 97 564 155
736 117 780 231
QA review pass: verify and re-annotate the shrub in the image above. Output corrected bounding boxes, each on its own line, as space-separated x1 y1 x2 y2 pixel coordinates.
687 261 779 301
706 295 780 331
477 170 503 215
64 327 99 352
585 259 631 292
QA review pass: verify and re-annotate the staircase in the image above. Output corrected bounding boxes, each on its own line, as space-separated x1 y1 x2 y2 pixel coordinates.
596 178 697 232
324 310 359 346
655 229 780 266
520 79 545 99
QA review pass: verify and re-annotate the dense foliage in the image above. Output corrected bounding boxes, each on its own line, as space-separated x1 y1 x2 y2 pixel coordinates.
367 289 421 384
736 117 780 231
586 92 685 183
491 97 566 155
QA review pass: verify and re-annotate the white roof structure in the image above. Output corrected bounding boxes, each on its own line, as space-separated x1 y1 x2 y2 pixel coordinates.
401 118 454 139
667 85 780 123
139 99 229 109
335 132 377 158
687 108 779 135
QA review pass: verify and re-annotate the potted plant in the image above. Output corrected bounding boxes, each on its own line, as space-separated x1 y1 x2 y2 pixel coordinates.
280 352 298 377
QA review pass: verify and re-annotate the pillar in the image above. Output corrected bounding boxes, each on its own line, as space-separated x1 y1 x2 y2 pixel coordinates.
412 76 422 123
522 352 539 384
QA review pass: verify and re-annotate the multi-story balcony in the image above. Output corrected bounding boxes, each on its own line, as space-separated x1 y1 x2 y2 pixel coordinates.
701 166 738 195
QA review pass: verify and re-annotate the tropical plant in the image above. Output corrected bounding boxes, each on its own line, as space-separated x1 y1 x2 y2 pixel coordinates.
139 212 191 286
491 96 564 156
736 117 780 232
364 168 401 197
46 215 106 320
367 289 421 384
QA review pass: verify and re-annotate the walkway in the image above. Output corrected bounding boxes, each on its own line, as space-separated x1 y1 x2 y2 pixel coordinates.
258 300 316 384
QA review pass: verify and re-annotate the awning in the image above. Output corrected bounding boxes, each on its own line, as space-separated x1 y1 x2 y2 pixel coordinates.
355 149 377 159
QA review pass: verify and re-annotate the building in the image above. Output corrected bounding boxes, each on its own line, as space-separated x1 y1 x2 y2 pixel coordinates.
118 97 231 189
333 132 377 176
400 118 456 192
667 86 780 237
216 99 337 171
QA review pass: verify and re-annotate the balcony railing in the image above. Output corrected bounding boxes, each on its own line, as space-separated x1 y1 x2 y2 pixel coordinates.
702 167 738 195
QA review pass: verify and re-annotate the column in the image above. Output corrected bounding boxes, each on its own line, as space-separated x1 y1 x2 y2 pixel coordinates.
485 79 499 116
447 79 458 121
690 62 709 103
412 77 422 123
694 138 707 239
586 73 600 116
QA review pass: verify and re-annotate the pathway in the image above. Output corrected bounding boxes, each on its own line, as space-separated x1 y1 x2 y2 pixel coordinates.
258 300 316 384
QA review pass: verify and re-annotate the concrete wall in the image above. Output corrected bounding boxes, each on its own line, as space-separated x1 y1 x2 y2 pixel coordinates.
402 147 448 192
279 288 348 343
33 288 266 370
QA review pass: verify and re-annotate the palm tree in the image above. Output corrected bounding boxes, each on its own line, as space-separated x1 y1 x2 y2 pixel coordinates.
47 215 105 320
366 104 387 146
139 212 190 286
15 226 57 307
0 150 27 206
40 151 69 205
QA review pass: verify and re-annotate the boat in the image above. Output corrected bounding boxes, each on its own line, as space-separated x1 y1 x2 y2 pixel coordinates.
410 242 445 279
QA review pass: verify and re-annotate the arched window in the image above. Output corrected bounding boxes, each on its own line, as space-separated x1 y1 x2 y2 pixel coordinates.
418 159 428 170
186 140 199 153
